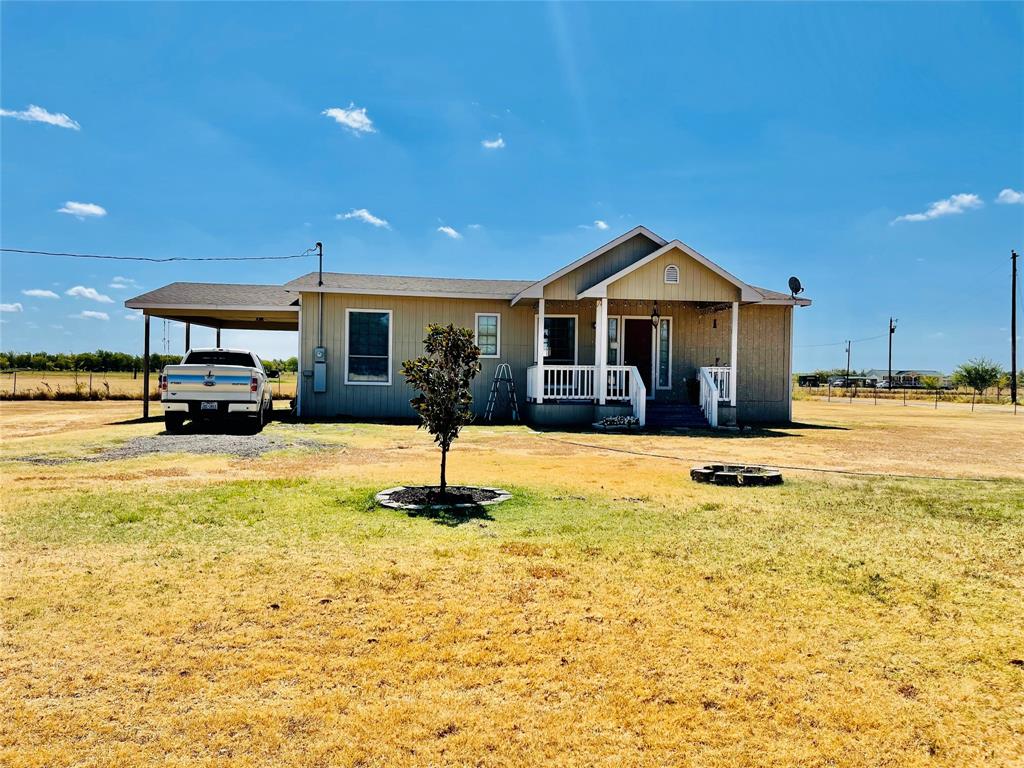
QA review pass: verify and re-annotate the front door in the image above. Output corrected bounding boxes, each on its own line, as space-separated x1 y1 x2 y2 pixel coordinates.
622 319 653 396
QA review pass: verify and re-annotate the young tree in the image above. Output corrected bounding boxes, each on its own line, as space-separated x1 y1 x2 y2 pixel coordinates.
401 324 481 495
951 358 1002 410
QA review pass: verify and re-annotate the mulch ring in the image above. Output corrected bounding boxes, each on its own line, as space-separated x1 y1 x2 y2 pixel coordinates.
376 485 511 510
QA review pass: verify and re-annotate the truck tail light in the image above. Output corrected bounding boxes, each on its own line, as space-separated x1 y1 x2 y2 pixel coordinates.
160 374 167 392
250 376 259 393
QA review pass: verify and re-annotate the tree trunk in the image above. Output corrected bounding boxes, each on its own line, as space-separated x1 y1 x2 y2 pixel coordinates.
972 391 976 411
440 445 447 496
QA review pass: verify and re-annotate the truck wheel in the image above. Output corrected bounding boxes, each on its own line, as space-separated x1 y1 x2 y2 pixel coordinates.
164 413 185 433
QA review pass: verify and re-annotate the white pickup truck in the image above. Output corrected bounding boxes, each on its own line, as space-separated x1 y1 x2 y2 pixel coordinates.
159 348 274 432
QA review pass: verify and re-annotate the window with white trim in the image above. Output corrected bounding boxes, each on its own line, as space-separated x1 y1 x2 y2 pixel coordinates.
346 309 391 384
606 316 620 365
657 318 671 389
542 316 577 364
475 313 500 357
664 264 680 284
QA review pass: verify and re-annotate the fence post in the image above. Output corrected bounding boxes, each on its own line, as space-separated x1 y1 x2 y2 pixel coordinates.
828 382 831 402
89 372 93 396
903 387 907 406
12 370 16 397
935 389 938 409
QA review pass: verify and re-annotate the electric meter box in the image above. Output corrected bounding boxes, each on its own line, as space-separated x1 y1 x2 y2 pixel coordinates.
312 347 327 393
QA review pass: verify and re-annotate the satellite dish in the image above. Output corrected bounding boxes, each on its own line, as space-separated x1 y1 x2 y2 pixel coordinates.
788 276 804 297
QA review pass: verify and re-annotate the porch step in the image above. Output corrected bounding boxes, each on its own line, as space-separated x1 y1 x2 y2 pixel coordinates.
646 403 710 429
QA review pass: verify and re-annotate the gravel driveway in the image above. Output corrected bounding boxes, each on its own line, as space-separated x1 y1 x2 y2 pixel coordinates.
16 432 326 465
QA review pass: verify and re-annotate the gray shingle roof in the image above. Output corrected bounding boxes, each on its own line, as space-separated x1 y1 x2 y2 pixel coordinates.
285 272 536 299
125 282 297 309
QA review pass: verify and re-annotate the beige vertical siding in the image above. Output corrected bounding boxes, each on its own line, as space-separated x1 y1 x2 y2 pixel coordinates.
299 292 539 419
737 304 792 422
299 291 792 423
606 249 741 303
543 234 662 300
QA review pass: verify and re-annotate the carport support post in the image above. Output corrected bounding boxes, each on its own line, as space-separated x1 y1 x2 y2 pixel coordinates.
215 327 221 347
536 298 545 404
184 322 191 353
143 314 151 419
596 298 607 405
729 301 739 406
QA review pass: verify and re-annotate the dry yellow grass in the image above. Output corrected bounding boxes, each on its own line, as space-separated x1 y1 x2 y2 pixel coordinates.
1 400 1022 766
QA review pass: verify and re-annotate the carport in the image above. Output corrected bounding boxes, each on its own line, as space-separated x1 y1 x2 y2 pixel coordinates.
125 282 299 418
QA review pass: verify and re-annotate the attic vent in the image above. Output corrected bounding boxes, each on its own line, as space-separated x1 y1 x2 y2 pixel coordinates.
664 264 680 284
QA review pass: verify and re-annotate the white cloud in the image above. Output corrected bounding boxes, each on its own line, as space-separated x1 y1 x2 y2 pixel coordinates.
109 276 140 289
337 208 390 229
22 289 60 299
73 310 109 321
0 104 80 130
66 285 114 303
124 311 143 321
482 136 506 149
891 193 982 224
996 188 1024 205
594 219 609 230
1 302 24 313
437 225 462 240
57 201 107 219
322 103 376 134
467 224 483 230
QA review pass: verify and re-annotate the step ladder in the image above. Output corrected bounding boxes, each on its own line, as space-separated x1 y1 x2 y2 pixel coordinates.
484 363 520 423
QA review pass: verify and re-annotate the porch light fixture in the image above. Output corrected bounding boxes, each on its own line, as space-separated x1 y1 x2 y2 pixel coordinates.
650 302 660 328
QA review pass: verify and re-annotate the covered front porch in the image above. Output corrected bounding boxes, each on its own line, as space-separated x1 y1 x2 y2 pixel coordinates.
525 297 740 428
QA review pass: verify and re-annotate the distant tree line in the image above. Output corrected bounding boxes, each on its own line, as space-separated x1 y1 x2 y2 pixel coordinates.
0 350 182 372
0 350 299 373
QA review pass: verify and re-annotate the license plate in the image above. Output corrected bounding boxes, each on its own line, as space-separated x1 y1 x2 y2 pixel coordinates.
200 401 218 411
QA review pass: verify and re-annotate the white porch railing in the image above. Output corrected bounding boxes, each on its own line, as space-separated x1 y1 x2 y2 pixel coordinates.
703 366 732 402
526 364 646 426
699 366 720 428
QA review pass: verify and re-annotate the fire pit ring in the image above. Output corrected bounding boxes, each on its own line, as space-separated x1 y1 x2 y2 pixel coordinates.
690 464 783 486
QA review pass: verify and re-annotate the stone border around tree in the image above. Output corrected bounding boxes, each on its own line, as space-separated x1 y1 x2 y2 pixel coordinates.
375 486 512 511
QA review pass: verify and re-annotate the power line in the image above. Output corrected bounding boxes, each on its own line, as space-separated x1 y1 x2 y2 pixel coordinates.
796 332 886 349
0 246 317 263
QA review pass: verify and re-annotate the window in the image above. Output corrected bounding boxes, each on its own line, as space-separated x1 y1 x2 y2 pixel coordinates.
475 313 500 358
657 318 671 389
346 309 392 385
542 316 576 364
183 350 256 368
606 316 620 365
664 264 680 284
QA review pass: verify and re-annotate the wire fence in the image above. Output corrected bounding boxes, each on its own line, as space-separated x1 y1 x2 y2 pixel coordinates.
795 383 1019 412
0 369 297 401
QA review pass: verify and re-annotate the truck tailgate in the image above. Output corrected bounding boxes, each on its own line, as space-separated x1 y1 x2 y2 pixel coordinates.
164 365 256 401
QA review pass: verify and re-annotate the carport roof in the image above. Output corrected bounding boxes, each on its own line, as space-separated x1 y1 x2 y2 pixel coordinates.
125 282 298 330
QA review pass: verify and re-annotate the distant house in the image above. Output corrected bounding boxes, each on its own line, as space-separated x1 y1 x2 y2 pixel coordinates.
864 369 947 387
127 226 811 428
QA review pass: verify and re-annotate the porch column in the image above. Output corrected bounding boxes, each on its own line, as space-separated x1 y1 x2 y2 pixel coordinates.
142 314 151 419
536 298 545 404
184 322 191 353
215 326 222 347
730 301 739 406
596 298 607 405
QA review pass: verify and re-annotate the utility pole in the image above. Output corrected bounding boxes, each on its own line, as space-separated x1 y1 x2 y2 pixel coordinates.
888 317 897 391
845 340 851 382
316 242 324 287
1012 250 1018 407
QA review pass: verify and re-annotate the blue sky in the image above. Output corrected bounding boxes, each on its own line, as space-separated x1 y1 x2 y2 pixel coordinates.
1 2 1022 370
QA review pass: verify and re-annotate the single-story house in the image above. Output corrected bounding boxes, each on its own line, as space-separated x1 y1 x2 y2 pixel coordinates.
863 369 948 388
127 226 811 428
